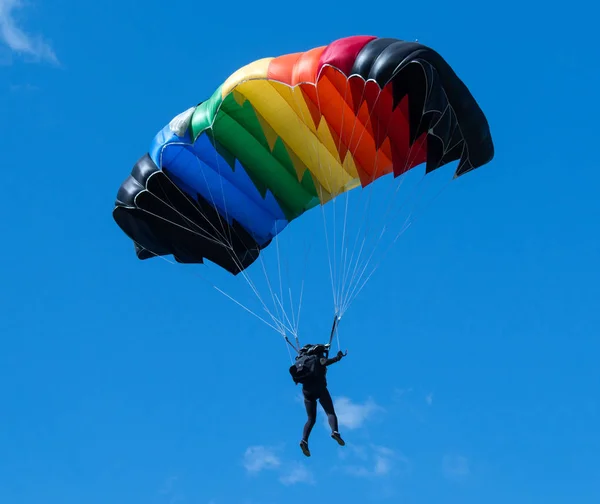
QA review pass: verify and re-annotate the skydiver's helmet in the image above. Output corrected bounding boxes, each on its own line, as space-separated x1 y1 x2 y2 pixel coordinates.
298 343 330 358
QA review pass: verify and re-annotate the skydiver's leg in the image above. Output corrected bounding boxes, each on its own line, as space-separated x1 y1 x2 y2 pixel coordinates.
300 394 317 457
319 388 345 446
318 387 338 432
302 396 317 441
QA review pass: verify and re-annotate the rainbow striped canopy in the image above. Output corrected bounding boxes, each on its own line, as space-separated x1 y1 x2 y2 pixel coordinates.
113 35 494 274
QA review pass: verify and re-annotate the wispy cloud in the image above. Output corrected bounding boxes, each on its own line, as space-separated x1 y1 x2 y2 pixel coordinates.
158 475 186 504
9 82 39 92
159 475 178 495
279 462 315 486
332 396 384 430
392 386 434 422
393 387 414 399
425 392 433 406
242 445 315 485
243 445 281 474
442 454 470 481
340 444 410 478
0 0 58 63
372 446 397 476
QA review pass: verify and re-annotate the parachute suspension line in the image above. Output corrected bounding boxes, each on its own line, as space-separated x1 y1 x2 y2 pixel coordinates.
322 52 361 322
144 175 233 247
338 136 427 317
273 224 294 337
145 177 286 326
317 76 371 316
283 81 319 336
318 184 338 312
138 181 288 326
271 286 298 340
133 157 297 350
336 83 441 316
338 165 420 314
151 157 241 256
330 77 355 314
179 139 234 249
334 84 390 315
331 153 339 315
132 241 286 335
212 284 287 334
313 78 341 315
286 83 337 314
253 222 303 341
202 127 294 336
279 239 312 347
339 215 413 316
133 203 228 249
339 96 465 315
254 257 287 335
293 241 313 339
197 135 287 334
344 83 398 312
341 170 453 315
236 83 331 343
156 147 292 339
284 253 303 350
337 80 377 313
285 261 297 344
284 88 320 339
234 262 296 337
337 185 352 311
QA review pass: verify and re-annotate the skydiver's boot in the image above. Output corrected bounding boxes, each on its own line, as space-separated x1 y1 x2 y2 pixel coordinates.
300 439 311 457
331 431 345 446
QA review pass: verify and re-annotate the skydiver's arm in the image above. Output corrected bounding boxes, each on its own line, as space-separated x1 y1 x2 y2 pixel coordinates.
324 350 347 366
324 356 340 366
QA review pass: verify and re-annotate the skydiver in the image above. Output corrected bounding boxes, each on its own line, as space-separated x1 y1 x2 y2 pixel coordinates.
291 343 348 457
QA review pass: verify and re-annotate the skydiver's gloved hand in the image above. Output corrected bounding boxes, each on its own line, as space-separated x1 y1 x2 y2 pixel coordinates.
337 350 347 359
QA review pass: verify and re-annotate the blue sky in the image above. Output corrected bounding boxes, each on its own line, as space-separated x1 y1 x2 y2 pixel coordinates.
1 0 599 503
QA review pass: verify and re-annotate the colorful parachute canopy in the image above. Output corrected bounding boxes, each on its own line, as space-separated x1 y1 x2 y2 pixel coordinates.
113 35 494 274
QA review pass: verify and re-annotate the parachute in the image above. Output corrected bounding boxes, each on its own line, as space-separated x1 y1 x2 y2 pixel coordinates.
112 35 494 345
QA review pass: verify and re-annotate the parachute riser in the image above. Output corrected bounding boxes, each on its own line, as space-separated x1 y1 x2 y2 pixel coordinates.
285 336 299 353
290 314 340 357
325 314 341 359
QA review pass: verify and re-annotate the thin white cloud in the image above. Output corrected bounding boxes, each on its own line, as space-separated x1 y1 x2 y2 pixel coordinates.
331 396 384 430
159 475 178 494
373 446 396 476
242 446 315 486
425 393 433 406
394 387 414 399
0 0 58 63
9 82 38 92
157 475 185 504
338 443 369 461
341 444 410 478
243 446 281 474
279 462 315 486
442 454 470 481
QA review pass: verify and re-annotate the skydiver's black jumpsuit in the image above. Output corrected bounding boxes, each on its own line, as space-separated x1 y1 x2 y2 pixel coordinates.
301 353 343 442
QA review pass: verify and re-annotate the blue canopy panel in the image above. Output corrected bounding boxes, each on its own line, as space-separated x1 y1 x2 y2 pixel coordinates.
149 124 289 247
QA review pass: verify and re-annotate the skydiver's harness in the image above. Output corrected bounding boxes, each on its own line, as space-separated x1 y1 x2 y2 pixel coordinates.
287 315 342 385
